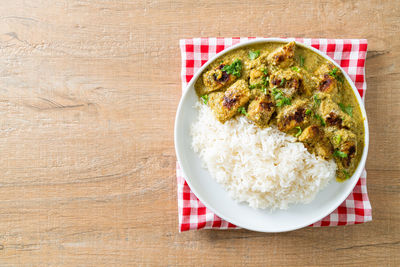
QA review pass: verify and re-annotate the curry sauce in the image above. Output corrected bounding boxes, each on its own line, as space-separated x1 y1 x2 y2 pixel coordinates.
194 41 365 181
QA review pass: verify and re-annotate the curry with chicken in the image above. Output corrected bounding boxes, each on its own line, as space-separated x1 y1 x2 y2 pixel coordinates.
194 41 365 181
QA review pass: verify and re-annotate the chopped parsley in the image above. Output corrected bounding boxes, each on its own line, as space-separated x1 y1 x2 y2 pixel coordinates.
334 150 348 158
329 67 338 78
329 67 344 82
342 170 350 180
238 106 248 116
305 109 312 116
313 94 321 107
272 87 291 107
261 86 267 94
299 55 305 67
201 94 208 105
294 126 302 137
222 59 242 77
280 78 286 86
339 103 353 117
314 114 326 126
262 68 268 75
276 97 291 107
272 87 283 99
249 84 257 89
291 66 300 72
334 135 342 145
248 50 260 60
262 75 270 87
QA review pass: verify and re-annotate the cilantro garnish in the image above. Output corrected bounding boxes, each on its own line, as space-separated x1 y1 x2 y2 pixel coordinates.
339 103 353 117
201 95 208 105
238 106 248 116
294 126 302 137
291 66 300 72
249 50 260 60
261 86 267 94
313 94 321 107
334 135 342 145
342 170 350 180
299 56 305 67
314 114 326 126
334 150 348 158
222 59 242 77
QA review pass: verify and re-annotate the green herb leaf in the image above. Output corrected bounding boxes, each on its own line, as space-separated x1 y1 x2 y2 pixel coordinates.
339 103 353 117
272 88 283 99
328 67 343 82
334 135 342 145
299 56 305 67
314 114 326 126
305 109 312 116
276 97 291 107
249 50 260 60
201 95 209 105
249 84 257 89
262 75 269 87
291 66 300 72
313 94 321 107
222 59 242 77
272 87 291 107
261 86 267 94
262 68 268 75
342 170 350 180
280 78 286 86
294 126 302 137
275 92 283 100
334 150 348 158
329 67 338 77
237 106 248 116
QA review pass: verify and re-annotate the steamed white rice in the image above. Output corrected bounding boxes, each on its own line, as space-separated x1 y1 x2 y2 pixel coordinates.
191 103 336 210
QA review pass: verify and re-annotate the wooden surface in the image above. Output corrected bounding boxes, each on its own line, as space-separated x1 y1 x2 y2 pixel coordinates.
0 0 398 266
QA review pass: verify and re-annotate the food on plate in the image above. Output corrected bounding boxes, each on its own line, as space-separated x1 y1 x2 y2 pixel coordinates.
194 41 364 183
191 103 336 210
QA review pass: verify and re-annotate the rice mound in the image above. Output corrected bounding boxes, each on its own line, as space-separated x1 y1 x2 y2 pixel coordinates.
191 103 336 210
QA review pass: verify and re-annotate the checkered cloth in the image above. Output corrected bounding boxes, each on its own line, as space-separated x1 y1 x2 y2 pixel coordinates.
177 38 372 232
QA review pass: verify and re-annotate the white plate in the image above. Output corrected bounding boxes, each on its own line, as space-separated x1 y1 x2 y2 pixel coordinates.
174 38 369 232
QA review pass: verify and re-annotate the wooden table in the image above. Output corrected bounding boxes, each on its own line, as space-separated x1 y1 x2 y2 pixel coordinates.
0 0 398 266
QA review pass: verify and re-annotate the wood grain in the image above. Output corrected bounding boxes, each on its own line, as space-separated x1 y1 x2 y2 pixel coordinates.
0 0 398 266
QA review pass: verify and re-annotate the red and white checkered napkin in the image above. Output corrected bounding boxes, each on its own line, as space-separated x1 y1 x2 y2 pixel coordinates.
177 38 372 232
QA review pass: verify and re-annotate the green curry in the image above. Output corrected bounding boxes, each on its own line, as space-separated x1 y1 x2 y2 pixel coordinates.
194 41 365 181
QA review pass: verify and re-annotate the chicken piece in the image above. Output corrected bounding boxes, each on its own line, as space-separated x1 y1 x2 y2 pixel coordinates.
277 100 311 132
298 125 322 144
318 94 353 129
298 125 332 159
247 51 269 69
314 63 339 95
247 95 275 128
208 80 250 123
269 68 302 98
315 63 341 78
202 63 237 94
314 140 333 160
325 128 356 149
249 88 264 100
249 67 267 86
338 138 357 168
267 41 295 68
300 70 318 96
